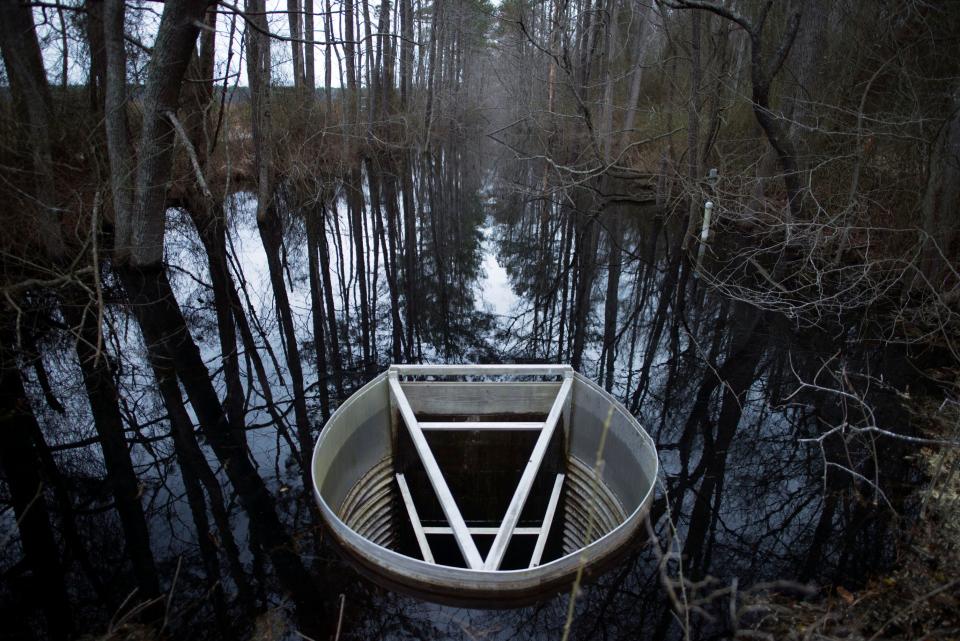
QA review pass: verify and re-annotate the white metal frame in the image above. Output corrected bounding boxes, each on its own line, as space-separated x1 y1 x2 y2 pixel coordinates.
388 365 573 571
419 421 544 431
395 472 434 563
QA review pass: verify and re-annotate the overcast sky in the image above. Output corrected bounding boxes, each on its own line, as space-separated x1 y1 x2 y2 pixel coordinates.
29 1 374 90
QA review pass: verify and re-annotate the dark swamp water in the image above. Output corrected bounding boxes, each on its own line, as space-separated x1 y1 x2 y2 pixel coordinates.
0 138 924 640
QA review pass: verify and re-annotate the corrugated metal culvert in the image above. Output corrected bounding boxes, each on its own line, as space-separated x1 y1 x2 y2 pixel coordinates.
311 365 658 606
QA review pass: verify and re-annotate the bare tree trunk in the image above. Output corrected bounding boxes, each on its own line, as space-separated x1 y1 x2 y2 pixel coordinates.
577 0 596 90
151 349 253 610
92 3 331 629
921 90 960 279
402 152 418 359
682 10 702 251
672 2 804 222
361 0 377 127
423 0 443 139
62 297 161 601
400 0 413 107
571 203 599 371
557 208 574 360
318 203 345 397
306 206 332 420
257 208 316 465
21 389 110 603
379 0 396 114
179 15 250 433
0 2 63 259
162 364 230 633
0 347 74 641
247 0 316 489
630 249 682 413
86 1 107 112
118 264 330 635
700 18 729 163
602 212 622 391
347 171 373 372
324 0 334 116
745 12 803 223
344 0 359 127
598 0 619 162
381 166 407 360
288 0 306 89
305 0 315 90
620 0 650 146
126 3 212 267
414 0 426 90
246 0 274 223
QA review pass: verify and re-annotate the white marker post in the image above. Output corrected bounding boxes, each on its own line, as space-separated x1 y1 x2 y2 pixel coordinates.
697 201 715 268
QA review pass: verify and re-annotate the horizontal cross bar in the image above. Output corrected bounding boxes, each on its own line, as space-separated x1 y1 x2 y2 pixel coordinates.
389 364 573 377
419 421 545 431
421 526 542 536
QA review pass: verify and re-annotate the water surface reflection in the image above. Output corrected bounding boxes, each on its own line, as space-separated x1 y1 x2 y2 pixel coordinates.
1 141 918 640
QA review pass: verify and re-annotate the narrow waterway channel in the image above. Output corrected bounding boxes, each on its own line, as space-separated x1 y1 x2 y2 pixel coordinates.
1 142 922 640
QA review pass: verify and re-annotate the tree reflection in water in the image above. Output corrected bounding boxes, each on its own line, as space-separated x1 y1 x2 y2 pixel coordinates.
0 140 918 640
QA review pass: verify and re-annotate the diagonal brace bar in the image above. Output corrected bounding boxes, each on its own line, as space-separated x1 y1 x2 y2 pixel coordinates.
389 372 485 570
396 473 435 564
529 473 565 568
483 373 574 570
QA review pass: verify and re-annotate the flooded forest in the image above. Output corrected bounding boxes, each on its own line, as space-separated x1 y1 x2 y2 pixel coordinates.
1 1 958 640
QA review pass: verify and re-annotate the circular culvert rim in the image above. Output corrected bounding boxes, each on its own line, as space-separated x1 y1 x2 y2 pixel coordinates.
311 370 658 604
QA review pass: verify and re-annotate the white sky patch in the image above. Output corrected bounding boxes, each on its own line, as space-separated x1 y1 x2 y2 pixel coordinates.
30 0 417 90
